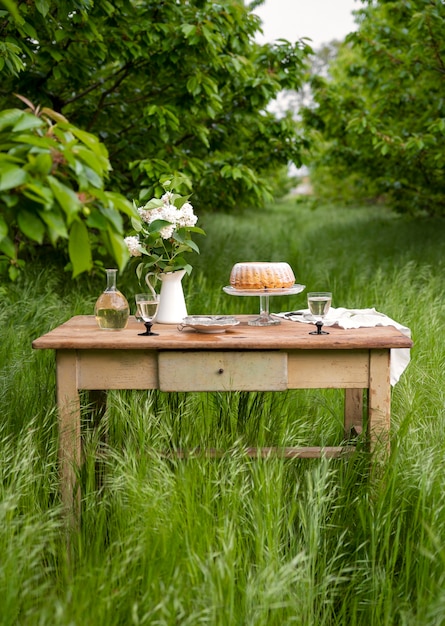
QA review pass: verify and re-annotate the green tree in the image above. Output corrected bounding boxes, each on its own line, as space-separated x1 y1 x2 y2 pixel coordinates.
0 96 135 279
302 0 445 216
0 0 311 211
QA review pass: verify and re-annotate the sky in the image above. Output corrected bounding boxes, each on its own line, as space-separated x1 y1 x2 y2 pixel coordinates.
254 0 360 48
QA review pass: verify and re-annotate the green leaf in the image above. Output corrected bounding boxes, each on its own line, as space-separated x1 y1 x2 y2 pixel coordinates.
66 126 110 162
186 239 200 254
0 192 18 209
0 235 15 258
0 215 8 240
13 134 58 150
85 209 109 230
136 262 145 282
17 210 45 244
12 112 44 133
186 75 201 96
20 21 37 39
40 108 69 124
8 265 19 281
106 229 130 272
68 220 92 277
47 176 81 222
99 206 124 233
142 198 164 210
188 226 206 236
0 0 22 23
26 152 53 176
0 109 24 131
35 0 50 17
0 164 27 190
22 182 53 207
49 49 63 62
181 24 197 39
73 145 109 177
38 210 68 243
148 218 173 233
79 165 103 189
0 154 23 166
131 216 142 231
104 192 136 218
0 41 25 75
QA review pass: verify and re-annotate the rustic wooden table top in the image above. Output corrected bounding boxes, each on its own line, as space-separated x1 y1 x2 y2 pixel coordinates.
32 315 413 351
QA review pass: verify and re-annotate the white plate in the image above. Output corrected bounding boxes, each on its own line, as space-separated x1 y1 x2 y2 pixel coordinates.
179 315 240 333
223 284 305 296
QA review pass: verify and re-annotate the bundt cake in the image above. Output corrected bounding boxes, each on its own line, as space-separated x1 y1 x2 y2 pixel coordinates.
229 262 295 290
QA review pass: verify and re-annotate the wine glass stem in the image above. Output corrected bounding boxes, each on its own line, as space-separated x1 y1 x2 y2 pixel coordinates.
138 321 158 336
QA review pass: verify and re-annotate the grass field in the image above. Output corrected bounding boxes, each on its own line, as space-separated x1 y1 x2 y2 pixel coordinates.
1 198 445 625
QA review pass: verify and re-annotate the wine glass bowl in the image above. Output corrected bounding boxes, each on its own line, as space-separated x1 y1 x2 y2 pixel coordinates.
307 292 332 335
135 293 160 336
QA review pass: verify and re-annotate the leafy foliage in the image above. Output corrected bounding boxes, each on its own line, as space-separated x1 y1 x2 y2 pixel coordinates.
0 97 135 279
0 0 311 211
302 0 445 216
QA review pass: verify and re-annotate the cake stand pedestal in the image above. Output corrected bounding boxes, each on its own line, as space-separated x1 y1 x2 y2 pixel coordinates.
223 285 306 326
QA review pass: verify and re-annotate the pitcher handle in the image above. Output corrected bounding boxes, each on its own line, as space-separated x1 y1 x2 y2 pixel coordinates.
145 272 159 300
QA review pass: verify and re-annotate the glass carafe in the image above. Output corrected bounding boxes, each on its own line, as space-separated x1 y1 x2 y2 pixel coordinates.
94 269 130 330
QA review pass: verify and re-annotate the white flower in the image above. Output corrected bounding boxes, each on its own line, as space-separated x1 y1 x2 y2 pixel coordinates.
159 204 180 225
124 235 142 257
177 202 198 227
159 223 175 239
161 191 174 205
137 202 198 239
137 207 155 223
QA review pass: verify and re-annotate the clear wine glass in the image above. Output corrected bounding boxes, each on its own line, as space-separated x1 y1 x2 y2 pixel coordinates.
307 292 332 335
135 293 160 336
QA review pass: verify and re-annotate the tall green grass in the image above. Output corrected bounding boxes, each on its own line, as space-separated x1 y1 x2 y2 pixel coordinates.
1 199 445 625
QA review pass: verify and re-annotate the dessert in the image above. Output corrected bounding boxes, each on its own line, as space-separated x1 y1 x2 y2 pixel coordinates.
229 262 295 290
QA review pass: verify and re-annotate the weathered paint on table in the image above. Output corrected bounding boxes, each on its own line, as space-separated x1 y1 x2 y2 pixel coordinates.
33 315 413 520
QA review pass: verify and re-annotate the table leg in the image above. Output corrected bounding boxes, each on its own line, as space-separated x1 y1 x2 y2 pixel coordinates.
88 390 108 491
368 349 391 456
88 390 107 428
344 388 363 439
56 350 81 523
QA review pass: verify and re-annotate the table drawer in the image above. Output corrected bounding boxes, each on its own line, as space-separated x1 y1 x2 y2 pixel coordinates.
287 350 369 388
159 351 287 391
77 350 159 389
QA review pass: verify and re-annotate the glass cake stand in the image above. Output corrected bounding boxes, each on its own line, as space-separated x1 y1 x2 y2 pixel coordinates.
223 284 306 326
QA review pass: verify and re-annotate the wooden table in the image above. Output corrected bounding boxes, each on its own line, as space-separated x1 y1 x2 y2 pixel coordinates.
32 315 412 516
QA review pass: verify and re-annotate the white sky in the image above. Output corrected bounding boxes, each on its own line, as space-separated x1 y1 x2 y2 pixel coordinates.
254 0 360 48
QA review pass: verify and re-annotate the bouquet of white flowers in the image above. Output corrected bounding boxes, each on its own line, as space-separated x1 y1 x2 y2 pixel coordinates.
125 175 205 284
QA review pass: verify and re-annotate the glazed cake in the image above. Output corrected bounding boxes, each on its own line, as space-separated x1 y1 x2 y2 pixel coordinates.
230 262 295 290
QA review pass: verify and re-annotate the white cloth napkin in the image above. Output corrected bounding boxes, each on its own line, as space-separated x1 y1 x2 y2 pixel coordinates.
276 307 411 386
